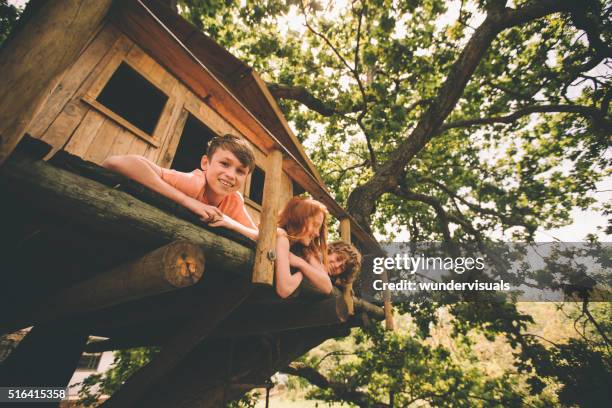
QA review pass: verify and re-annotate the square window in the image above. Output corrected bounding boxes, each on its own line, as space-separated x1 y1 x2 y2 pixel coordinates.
96 63 168 135
171 113 215 173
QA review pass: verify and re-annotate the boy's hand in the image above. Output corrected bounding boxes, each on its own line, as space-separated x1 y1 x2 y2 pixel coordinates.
208 214 234 229
187 200 223 223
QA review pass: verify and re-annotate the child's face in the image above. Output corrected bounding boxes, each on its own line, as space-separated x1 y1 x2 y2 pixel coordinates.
328 252 346 277
201 148 249 196
300 211 324 246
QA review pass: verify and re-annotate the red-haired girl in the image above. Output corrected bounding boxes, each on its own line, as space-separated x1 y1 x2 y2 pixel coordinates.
274 197 333 298
212 196 333 298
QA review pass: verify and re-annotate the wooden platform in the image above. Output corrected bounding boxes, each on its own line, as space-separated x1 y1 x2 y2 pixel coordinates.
0 137 384 407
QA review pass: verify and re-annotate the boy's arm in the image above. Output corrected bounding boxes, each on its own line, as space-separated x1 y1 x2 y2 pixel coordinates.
102 155 223 222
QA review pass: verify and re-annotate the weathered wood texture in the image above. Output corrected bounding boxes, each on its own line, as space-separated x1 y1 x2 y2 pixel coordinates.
1 241 205 334
0 324 88 390
0 146 255 325
101 280 252 408
252 149 283 285
0 0 113 166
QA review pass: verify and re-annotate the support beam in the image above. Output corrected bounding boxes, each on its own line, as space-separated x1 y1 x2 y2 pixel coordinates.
1 241 205 335
339 218 351 243
0 0 113 166
0 324 88 389
134 326 351 407
84 295 383 353
339 218 355 314
252 148 284 285
101 280 252 408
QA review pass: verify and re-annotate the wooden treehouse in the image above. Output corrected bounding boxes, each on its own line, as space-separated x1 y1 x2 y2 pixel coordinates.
0 0 391 406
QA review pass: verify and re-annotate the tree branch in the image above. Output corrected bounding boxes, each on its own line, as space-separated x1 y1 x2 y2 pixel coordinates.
438 104 611 134
282 362 389 408
265 82 361 117
346 0 576 230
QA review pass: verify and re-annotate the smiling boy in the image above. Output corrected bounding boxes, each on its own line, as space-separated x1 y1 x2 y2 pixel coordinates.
102 134 257 236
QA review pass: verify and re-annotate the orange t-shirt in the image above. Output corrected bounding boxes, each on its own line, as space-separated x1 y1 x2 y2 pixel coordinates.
161 168 256 229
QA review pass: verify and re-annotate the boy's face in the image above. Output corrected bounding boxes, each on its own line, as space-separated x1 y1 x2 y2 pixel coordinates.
201 148 249 196
328 252 346 277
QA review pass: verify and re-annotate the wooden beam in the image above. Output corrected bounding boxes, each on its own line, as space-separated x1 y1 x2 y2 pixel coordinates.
101 280 252 408
84 292 384 353
0 152 254 278
0 324 88 387
337 218 356 315
0 0 113 166
252 149 283 285
340 218 351 243
1 241 205 334
134 326 351 407
84 296 347 352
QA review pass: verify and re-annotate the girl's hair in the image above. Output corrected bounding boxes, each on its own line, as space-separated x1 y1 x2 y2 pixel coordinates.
278 197 329 269
328 241 362 286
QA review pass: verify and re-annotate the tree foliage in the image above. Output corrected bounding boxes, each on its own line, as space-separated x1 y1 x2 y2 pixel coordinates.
173 0 610 406
3 0 608 406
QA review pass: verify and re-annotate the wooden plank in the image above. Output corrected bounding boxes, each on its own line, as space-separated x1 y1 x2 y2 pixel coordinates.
39 99 89 155
252 149 283 285
338 218 355 314
81 33 134 101
38 33 133 157
84 119 123 164
148 87 182 164
63 109 107 157
81 96 160 147
101 281 252 408
340 219 351 244
184 91 236 136
0 0 113 166
128 136 150 156
158 106 188 168
106 127 138 158
27 23 120 138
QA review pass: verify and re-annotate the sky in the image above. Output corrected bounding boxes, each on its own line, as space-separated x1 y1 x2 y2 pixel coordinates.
8 0 610 242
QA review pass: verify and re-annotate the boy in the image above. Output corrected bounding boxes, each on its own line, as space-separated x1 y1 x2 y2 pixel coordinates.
102 134 257 237
328 241 362 288
328 240 362 313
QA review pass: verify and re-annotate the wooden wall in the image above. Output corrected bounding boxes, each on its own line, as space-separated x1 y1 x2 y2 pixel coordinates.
27 23 294 222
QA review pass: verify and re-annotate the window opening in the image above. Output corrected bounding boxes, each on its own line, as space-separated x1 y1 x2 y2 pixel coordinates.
170 113 215 173
292 180 305 197
96 62 168 135
249 166 266 205
77 352 102 371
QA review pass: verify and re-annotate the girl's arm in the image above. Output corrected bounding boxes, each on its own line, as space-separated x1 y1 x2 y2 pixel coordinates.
293 254 333 295
274 230 303 298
